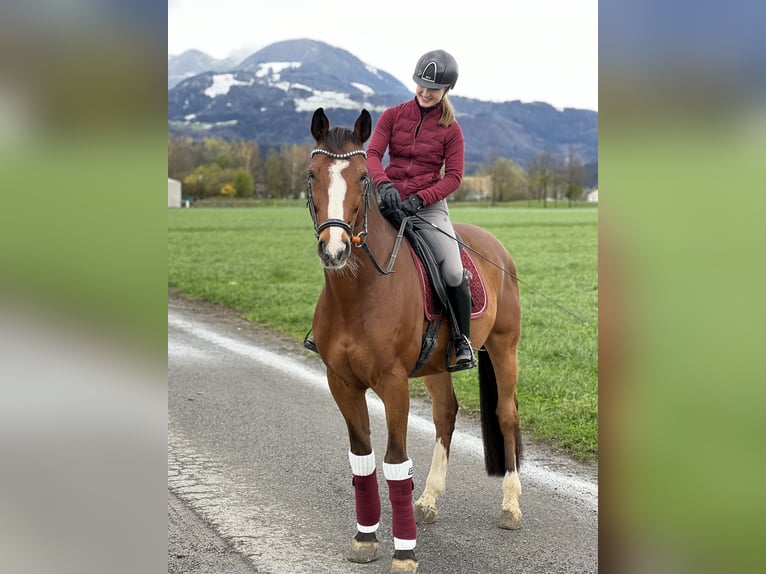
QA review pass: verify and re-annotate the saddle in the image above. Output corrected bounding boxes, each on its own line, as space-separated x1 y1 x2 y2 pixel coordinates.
410 244 487 321
391 214 487 374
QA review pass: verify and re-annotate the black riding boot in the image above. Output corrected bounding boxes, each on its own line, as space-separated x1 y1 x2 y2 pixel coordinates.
446 273 475 370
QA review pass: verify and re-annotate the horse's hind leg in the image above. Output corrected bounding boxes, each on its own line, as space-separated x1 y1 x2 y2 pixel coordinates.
482 340 523 530
327 372 381 563
414 372 459 524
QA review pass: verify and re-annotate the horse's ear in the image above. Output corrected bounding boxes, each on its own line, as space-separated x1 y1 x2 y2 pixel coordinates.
311 108 330 142
354 109 372 144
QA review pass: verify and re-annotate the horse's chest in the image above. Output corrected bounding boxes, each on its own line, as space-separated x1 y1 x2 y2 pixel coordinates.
325 339 398 383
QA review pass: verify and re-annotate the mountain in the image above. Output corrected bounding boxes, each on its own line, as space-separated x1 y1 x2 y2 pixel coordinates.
168 49 239 90
168 39 597 171
237 40 411 98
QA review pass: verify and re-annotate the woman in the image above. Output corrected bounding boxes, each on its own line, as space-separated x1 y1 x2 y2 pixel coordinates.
366 49 474 370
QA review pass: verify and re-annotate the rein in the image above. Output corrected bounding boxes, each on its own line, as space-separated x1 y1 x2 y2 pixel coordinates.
411 213 591 325
307 147 405 275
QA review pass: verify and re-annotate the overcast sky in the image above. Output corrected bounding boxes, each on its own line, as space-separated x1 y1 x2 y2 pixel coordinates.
168 0 598 111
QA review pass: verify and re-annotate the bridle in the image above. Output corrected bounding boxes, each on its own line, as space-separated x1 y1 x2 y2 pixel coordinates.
306 147 403 275
306 147 371 239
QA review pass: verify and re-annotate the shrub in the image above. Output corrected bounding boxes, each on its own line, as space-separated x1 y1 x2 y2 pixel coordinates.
220 183 236 197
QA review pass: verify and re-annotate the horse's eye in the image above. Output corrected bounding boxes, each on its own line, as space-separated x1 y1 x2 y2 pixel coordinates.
308 172 315 181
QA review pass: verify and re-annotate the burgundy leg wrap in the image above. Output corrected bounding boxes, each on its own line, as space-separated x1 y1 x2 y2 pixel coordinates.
353 471 380 530
387 478 416 542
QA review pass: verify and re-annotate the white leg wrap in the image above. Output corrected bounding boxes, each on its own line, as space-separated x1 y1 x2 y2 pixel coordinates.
383 458 413 481
349 450 376 476
393 537 416 551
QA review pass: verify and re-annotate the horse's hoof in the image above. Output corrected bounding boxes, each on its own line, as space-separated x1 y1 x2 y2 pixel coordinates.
390 558 418 573
347 538 380 563
498 508 522 530
414 501 438 524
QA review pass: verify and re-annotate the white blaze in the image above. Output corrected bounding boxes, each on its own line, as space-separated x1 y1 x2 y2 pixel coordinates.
326 159 349 256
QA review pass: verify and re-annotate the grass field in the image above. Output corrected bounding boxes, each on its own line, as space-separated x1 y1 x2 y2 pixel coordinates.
168 205 598 460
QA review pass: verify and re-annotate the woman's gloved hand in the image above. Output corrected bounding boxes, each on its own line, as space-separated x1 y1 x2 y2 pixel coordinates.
401 195 424 215
377 182 401 212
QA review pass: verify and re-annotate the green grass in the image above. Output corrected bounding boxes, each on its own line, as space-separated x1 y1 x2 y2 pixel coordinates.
168 205 598 460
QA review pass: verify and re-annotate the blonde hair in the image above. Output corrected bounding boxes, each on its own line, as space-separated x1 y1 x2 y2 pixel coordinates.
439 93 457 127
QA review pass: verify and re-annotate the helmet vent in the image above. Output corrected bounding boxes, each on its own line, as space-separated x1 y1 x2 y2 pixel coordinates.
421 61 438 83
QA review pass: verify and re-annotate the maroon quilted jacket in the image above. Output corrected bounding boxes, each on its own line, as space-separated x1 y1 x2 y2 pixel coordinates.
366 98 464 206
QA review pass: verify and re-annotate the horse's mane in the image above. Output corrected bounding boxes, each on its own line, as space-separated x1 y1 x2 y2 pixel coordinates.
321 126 361 153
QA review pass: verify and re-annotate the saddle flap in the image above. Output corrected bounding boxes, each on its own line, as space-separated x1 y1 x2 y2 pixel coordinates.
408 244 487 321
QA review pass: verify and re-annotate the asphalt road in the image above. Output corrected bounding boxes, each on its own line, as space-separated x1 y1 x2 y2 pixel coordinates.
168 293 598 573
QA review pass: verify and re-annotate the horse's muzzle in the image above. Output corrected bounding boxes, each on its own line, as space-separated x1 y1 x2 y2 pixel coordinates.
317 232 351 269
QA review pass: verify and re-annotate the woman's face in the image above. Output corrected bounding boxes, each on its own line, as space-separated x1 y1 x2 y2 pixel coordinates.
415 85 447 108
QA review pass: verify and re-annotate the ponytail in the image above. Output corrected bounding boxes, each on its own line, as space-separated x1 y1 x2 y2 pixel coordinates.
439 94 457 127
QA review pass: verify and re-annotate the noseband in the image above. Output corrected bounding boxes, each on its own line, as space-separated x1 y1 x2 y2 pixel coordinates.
306 148 372 240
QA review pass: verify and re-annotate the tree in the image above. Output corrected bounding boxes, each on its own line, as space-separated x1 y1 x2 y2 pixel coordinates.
203 138 240 169
182 163 228 198
264 149 287 198
282 143 312 199
527 151 558 207
236 140 263 193
488 158 528 204
562 147 586 206
220 183 236 197
232 169 254 197
168 135 199 181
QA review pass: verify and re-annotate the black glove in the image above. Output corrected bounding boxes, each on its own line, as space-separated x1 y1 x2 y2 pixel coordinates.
377 182 401 213
401 195 424 216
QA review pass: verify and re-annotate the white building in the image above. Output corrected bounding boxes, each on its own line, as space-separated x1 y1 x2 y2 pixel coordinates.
586 188 598 203
168 178 182 208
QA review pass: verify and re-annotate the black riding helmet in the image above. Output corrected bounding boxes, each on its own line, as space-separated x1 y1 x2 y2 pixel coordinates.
412 49 459 90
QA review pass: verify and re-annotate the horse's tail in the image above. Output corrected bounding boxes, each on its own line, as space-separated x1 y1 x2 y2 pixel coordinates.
478 348 522 476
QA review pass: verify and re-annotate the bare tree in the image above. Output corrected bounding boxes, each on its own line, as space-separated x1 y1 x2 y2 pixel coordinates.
527 151 558 207
562 147 586 206
282 143 313 199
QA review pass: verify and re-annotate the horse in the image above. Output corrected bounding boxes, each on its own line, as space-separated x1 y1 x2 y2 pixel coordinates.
306 107 523 574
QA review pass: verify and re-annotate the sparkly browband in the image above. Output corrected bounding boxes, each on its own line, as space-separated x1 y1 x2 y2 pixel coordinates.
311 148 367 159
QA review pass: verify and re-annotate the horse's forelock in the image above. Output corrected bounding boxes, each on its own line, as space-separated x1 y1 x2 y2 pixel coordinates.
322 127 361 154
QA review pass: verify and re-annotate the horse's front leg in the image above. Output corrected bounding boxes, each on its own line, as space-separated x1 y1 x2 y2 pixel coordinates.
415 372 459 524
380 376 418 574
327 372 381 564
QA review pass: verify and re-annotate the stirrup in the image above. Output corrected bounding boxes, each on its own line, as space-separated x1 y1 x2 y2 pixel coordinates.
303 330 318 354
446 336 476 372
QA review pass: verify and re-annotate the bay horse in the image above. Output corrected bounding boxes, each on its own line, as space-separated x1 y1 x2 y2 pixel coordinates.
306 108 522 574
